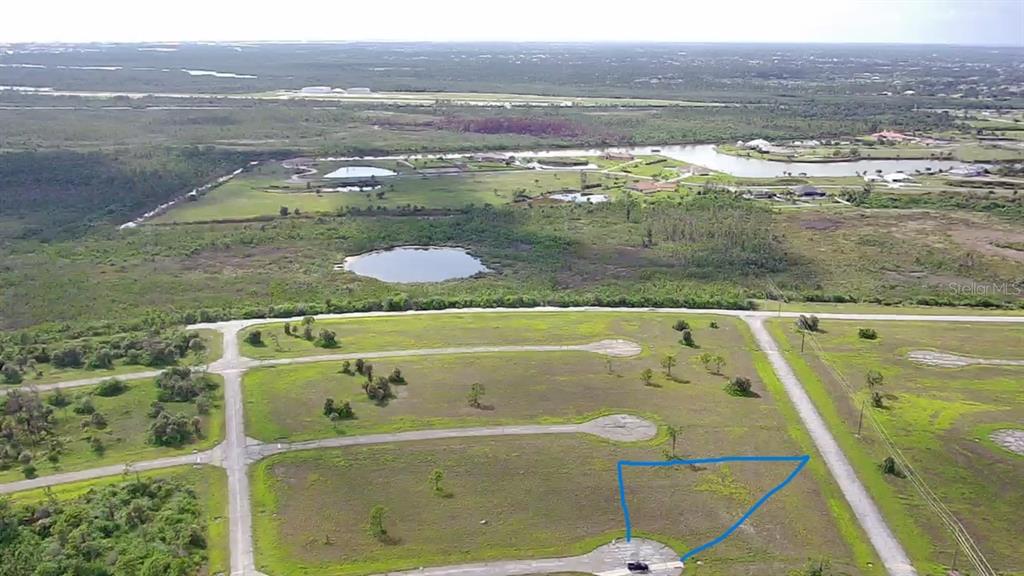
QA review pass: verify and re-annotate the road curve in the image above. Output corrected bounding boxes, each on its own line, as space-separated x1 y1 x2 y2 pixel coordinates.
745 317 917 576
374 538 682 576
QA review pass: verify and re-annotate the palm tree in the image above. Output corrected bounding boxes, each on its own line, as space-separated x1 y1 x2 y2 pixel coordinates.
667 425 682 458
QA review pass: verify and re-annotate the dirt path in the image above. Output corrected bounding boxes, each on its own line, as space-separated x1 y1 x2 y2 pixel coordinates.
907 350 1024 368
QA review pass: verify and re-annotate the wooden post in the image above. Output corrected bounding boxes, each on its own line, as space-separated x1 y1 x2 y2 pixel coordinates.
800 331 806 353
857 400 865 437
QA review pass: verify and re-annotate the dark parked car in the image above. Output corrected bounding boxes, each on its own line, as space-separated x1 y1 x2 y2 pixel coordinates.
626 561 650 573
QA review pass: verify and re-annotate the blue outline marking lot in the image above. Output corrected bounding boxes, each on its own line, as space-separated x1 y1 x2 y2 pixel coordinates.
617 454 810 562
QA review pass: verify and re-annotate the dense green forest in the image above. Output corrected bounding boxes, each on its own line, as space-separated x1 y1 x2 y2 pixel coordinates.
0 478 210 575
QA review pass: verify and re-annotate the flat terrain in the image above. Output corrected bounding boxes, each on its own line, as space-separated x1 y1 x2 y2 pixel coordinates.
8 464 230 575
152 168 631 223
241 311 881 575
0 373 224 483
252 436 857 576
768 319 1024 574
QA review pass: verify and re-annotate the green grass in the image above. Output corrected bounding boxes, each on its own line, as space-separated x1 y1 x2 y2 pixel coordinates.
242 312 722 359
0 374 225 483
152 170 633 223
8 464 229 575
767 319 1024 575
252 436 863 576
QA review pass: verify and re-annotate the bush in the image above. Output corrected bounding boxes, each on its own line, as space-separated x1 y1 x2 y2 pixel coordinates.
680 329 696 348
2 364 23 384
797 314 820 332
387 367 405 384
709 321 719 329
72 396 95 415
148 411 198 447
725 376 755 397
46 389 71 408
89 411 108 429
244 330 263 346
51 346 84 368
155 367 216 402
315 329 338 348
858 328 878 340
86 348 114 370
672 319 690 331
341 360 352 375
94 378 126 397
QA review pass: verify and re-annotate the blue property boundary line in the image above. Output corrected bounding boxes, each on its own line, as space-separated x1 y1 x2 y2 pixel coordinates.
616 454 810 561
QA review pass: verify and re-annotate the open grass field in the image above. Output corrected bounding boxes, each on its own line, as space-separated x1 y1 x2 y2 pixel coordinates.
152 169 634 223
8 464 230 575
0 373 224 483
5 328 223 386
767 319 1024 575
244 311 882 575
252 437 864 576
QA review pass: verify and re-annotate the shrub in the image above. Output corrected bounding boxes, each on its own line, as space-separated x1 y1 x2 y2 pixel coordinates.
195 395 211 415
72 396 95 415
709 321 719 329
858 328 878 340
387 367 405 384
94 378 126 397
724 376 755 397
2 364 23 384
315 329 338 348
244 330 263 346
797 314 820 332
354 359 366 374
89 411 108 429
155 367 216 402
51 347 84 368
364 376 393 403
681 329 696 348
341 360 352 375
46 389 71 408
672 319 690 331
871 391 885 408
86 348 114 370
148 411 197 447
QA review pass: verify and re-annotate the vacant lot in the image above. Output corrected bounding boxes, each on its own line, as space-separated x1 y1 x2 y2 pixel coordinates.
8 464 229 575
0 373 224 483
252 437 861 576
768 319 1024 574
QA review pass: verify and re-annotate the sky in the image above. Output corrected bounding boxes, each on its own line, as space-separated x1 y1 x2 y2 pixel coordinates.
2 0 1022 46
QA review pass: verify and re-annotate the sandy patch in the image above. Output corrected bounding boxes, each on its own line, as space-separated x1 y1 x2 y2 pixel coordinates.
907 350 1024 368
990 429 1024 456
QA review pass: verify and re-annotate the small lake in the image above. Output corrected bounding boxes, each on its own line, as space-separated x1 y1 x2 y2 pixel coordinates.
324 166 397 179
341 246 489 283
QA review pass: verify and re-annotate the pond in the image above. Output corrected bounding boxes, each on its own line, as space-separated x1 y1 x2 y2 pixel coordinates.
340 246 489 283
324 166 397 179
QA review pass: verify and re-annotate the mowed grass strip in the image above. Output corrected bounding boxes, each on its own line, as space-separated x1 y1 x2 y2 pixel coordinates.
242 314 756 441
9 464 230 575
252 436 862 576
767 319 1024 574
0 374 225 483
240 312 724 359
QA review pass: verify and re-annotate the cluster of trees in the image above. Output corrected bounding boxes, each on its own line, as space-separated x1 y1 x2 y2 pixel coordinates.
435 116 586 138
0 389 59 478
322 398 354 421
282 317 338 348
342 360 407 404
0 477 210 575
0 329 206 383
148 368 215 446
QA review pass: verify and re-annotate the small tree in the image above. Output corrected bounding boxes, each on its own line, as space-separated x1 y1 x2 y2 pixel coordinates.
302 325 314 341
681 329 696 348
667 425 681 458
871 391 885 409
316 329 338 348
429 468 445 495
467 382 485 408
335 400 354 419
46 389 72 409
283 322 292 336
698 352 725 375
366 505 388 540
279 206 289 216
323 398 336 417
354 358 366 375
797 314 820 332
245 330 263 346
661 354 677 377
672 319 690 332
387 367 405 384
640 368 655 387
364 363 374 382
2 364 23 384
866 370 884 389
341 360 353 375
94 378 126 397
880 456 903 478
709 321 719 329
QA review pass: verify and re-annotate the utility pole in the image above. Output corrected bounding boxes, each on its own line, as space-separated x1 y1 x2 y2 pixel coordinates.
800 330 806 353
857 400 865 437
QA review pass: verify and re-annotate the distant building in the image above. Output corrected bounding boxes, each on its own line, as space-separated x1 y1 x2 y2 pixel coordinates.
628 181 678 193
883 172 913 183
603 152 635 161
871 131 916 142
742 139 772 150
949 165 987 177
348 87 372 94
300 86 332 94
793 184 825 198
863 174 883 182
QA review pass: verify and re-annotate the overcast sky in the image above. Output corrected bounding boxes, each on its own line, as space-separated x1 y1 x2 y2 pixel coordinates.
2 0 1022 46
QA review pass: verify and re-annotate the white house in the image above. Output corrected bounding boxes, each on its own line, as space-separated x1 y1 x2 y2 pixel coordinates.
883 172 913 183
743 139 772 150
300 86 332 94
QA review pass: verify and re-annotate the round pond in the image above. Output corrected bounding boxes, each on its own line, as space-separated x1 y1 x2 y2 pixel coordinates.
341 246 489 283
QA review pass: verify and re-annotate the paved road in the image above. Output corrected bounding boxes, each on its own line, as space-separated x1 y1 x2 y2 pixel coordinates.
745 317 917 576
250 414 657 461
